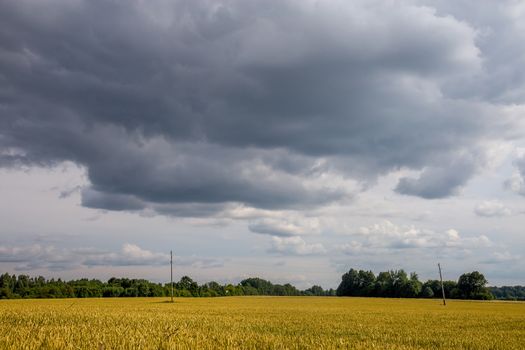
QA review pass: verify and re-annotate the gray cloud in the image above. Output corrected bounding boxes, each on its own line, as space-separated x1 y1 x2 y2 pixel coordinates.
395 155 479 198
0 0 523 216
506 153 525 196
249 218 321 237
421 0 525 104
81 187 146 211
481 251 521 265
0 243 223 271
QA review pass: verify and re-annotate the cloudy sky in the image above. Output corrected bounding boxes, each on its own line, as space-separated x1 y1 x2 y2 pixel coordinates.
1 0 525 289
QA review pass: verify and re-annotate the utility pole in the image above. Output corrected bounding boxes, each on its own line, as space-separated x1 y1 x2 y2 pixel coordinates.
170 250 174 303
438 262 446 306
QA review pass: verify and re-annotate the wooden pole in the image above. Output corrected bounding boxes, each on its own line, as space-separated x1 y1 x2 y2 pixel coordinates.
170 250 174 303
438 263 446 306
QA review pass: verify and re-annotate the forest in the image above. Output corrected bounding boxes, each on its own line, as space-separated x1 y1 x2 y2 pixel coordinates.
336 269 496 300
1 270 523 300
0 274 333 299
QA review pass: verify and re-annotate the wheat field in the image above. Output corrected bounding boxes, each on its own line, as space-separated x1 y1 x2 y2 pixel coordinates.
1 297 524 349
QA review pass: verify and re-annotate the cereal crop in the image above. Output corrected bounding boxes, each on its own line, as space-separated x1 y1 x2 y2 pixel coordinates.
1 297 524 349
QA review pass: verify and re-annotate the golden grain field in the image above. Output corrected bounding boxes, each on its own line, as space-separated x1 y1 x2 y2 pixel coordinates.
1 296 524 349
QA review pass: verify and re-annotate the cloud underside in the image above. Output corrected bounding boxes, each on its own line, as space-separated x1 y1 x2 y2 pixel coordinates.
1 0 524 216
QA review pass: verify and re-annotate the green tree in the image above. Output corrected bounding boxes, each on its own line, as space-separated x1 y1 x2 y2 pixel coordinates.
400 272 422 298
374 271 393 297
305 285 324 296
205 281 224 296
457 271 493 300
177 276 199 296
421 286 434 298
240 278 274 295
357 270 376 296
336 269 360 296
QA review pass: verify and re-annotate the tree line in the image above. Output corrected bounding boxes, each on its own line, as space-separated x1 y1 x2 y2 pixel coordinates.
0 273 334 299
336 268 497 300
488 286 525 301
1 271 522 300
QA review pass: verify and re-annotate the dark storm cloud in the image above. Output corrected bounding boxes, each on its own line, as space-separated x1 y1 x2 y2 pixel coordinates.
76 134 346 211
81 187 146 211
0 0 522 212
395 154 478 198
420 0 525 104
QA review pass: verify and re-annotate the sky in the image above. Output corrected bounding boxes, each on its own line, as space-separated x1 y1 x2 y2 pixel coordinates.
1 0 525 289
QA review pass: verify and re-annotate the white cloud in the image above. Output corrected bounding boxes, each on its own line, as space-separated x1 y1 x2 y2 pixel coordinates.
482 251 521 264
83 243 168 267
474 200 512 217
249 217 321 236
0 244 59 264
0 243 223 271
337 241 364 255
269 236 326 256
505 171 525 195
339 221 491 252
506 151 525 196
